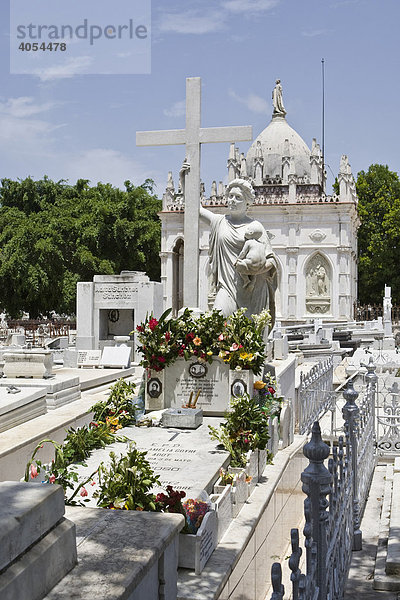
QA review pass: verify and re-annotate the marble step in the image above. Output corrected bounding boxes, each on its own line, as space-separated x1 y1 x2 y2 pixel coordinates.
0 481 77 600
373 463 400 590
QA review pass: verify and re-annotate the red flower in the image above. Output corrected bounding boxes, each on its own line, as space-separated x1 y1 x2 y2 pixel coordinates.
49 474 56 484
268 387 275 394
178 349 184 357
30 464 38 479
158 356 166 363
165 331 171 342
186 332 195 342
136 325 143 332
149 318 159 331
80 487 88 497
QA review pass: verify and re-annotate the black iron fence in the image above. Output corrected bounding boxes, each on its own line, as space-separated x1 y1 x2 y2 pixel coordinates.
354 303 400 323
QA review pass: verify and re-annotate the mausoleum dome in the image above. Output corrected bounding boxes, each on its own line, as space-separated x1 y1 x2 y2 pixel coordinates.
246 115 311 180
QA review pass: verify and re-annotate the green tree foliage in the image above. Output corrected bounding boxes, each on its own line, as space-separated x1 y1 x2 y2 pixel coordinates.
0 176 161 317
356 165 400 304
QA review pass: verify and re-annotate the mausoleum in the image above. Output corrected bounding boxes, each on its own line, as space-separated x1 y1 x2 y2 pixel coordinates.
159 81 359 323
76 271 163 358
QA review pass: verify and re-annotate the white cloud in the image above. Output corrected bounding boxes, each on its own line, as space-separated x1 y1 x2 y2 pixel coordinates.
0 96 64 155
32 56 93 81
222 0 280 14
0 97 56 119
63 148 159 189
301 29 329 37
158 9 226 34
157 1 280 36
229 90 269 114
163 100 186 118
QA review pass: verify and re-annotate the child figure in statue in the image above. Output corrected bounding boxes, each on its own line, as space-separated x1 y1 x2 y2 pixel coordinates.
235 222 272 291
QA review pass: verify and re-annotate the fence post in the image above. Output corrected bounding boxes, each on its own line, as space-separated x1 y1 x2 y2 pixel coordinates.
289 529 302 600
270 562 284 600
301 421 331 600
342 379 362 550
365 356 377 427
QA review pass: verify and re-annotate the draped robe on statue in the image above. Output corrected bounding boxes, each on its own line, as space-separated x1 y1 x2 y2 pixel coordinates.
208 215 277 319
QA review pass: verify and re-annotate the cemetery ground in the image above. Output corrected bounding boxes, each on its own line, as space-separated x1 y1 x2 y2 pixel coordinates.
2 313 400 599
0 346 306 600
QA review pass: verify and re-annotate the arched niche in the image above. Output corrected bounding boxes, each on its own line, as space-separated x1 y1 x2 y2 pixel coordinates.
304 252 331 315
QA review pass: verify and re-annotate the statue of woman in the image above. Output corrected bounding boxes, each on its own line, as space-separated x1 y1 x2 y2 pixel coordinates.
200 178 278 319
272 79 286 117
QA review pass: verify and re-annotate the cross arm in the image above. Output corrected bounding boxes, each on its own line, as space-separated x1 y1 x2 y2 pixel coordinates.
199 125 253 144
136 129 186 147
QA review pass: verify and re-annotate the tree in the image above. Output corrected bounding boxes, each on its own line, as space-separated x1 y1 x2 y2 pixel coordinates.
0 177 162 317
356 164 400 304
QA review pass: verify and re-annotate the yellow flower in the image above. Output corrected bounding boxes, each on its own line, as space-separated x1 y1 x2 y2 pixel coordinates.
254 380 266 390
240 352 249 360
207 351 213 356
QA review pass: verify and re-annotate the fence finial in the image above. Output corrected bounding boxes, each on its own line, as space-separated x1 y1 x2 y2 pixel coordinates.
303 421 330 464
271 562 284 600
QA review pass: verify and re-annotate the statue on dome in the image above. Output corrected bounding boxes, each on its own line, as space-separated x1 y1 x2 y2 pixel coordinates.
272 79 286 117
200 178 278 322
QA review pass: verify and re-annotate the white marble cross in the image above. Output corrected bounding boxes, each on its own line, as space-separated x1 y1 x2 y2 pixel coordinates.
136 77 252 309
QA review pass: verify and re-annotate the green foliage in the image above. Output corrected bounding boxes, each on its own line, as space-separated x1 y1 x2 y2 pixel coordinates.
356 165 400 303
24 422 121 503
90 378 138 428
136 307 271 374
0 176 161 317
95 442 160 511
209 394 271 467
62 423 116 463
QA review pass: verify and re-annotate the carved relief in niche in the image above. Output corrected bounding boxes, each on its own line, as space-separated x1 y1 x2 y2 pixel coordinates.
305 253 331 314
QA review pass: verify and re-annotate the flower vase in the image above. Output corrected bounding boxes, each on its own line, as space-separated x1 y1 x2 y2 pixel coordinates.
210 486 232 542
227 467 248 517
178 509 218 575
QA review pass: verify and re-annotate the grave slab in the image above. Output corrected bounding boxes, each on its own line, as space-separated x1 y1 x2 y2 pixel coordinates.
72 418 230 500
0 372 81 410
0 387 47 432
100 346 131 369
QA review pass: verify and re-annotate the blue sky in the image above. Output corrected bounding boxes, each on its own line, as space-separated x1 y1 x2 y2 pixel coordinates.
1 0 399 196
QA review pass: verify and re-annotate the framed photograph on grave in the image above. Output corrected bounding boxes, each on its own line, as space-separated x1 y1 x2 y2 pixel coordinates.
231 379 247 398
147 377 162 398
188 362 208 378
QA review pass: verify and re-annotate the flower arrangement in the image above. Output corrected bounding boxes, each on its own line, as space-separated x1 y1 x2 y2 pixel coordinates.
156 485 190 533
135 307 271 375
182 498 210 534
209 393 272 468
90 378 139 431
95 442 160 511
254 373 284 418
218 468 235 486
156 486 210 534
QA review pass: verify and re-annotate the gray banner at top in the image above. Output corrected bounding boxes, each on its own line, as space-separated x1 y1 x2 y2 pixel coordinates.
10 0 151 77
